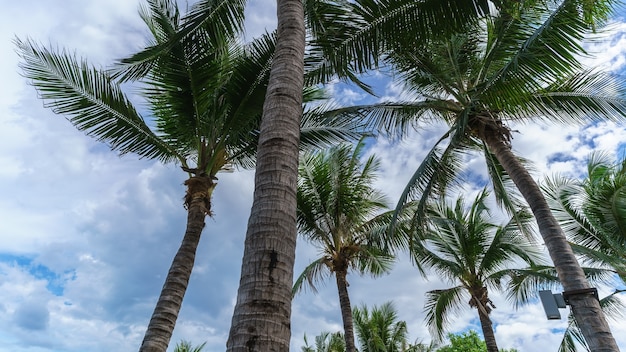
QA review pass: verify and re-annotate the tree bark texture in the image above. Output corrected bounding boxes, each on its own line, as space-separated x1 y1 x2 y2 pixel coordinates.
476 305 498 352
482 132 619 351
139 176 213 352
226 0 306 351
336 270 357 352
469 286 499 352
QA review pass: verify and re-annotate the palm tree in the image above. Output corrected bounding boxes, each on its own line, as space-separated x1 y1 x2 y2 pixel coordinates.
302 331 347 352
413 190 541 352
225 0 307 349
17 1 245 349
353 301 418 352
543 152 626 279
16 1 358 350
323 1 626 349
293 140 397 352
540 152 626 351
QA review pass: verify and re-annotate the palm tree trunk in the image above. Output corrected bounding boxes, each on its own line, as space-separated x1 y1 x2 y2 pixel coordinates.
336 270 357 352
226 0 305 350
476 306 498 352
139 176 214 352
482 132 619 351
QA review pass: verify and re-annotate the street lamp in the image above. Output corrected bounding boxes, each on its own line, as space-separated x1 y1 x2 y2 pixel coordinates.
538 288 599 320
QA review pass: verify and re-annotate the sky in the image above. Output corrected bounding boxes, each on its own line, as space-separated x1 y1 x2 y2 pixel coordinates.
1 1 626 351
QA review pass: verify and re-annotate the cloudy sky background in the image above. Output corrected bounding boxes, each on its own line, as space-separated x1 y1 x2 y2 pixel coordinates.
1 1 626 351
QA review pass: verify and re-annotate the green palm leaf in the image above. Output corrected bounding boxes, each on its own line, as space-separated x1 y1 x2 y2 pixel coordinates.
293 257 331 295
424 286 467 341
16 38 181 163
111 0 245 82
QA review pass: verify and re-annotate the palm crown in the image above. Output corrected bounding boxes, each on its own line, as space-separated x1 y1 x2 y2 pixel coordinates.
353 302 413 352
16 0 260 178
416 190 541 350
329 0 626 220
294 140 394 292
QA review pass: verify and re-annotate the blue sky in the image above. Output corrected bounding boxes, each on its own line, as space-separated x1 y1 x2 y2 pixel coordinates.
1 1 626 351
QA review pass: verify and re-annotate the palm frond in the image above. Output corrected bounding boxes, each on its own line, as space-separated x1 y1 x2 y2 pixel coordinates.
304 0 490 87
479 0 589 106
392 126 468 240
174 340 207 352
506 264 617 308
313 100 457 140
424 286 467 341
542 163 626 269
299 105 367 152
481 210 542 278
15 38 181 163
139 0 180 44
521 70 626 125
541 175 599 246
355 245 395 277
558 314 586 352
506 265 561 308
111 0 245 82
482 144 534 236
293 257 331 296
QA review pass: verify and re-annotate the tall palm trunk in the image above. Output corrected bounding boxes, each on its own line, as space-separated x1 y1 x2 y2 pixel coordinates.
482 131 619 351
476 306 498 352
469 286 499 352
226 0 306 350
336 270 357 352
139 176 214 352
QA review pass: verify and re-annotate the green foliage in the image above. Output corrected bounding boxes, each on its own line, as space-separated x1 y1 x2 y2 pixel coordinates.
16 0 365 178
321 0 626 236
303 302 437 352
302 331 346 352
353 302 412 352
435 331 518 352
293 139 396 296
416 190 542 341
541 152 626 351
174 340 206 352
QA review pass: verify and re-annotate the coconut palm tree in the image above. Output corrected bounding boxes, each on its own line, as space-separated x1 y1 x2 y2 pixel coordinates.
293 140 399 352
224 0 307 348
322 1 626 349
353 301 418 352
16 1 360 350
540 152 626 351
413 190 541 352
543 152 626 279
